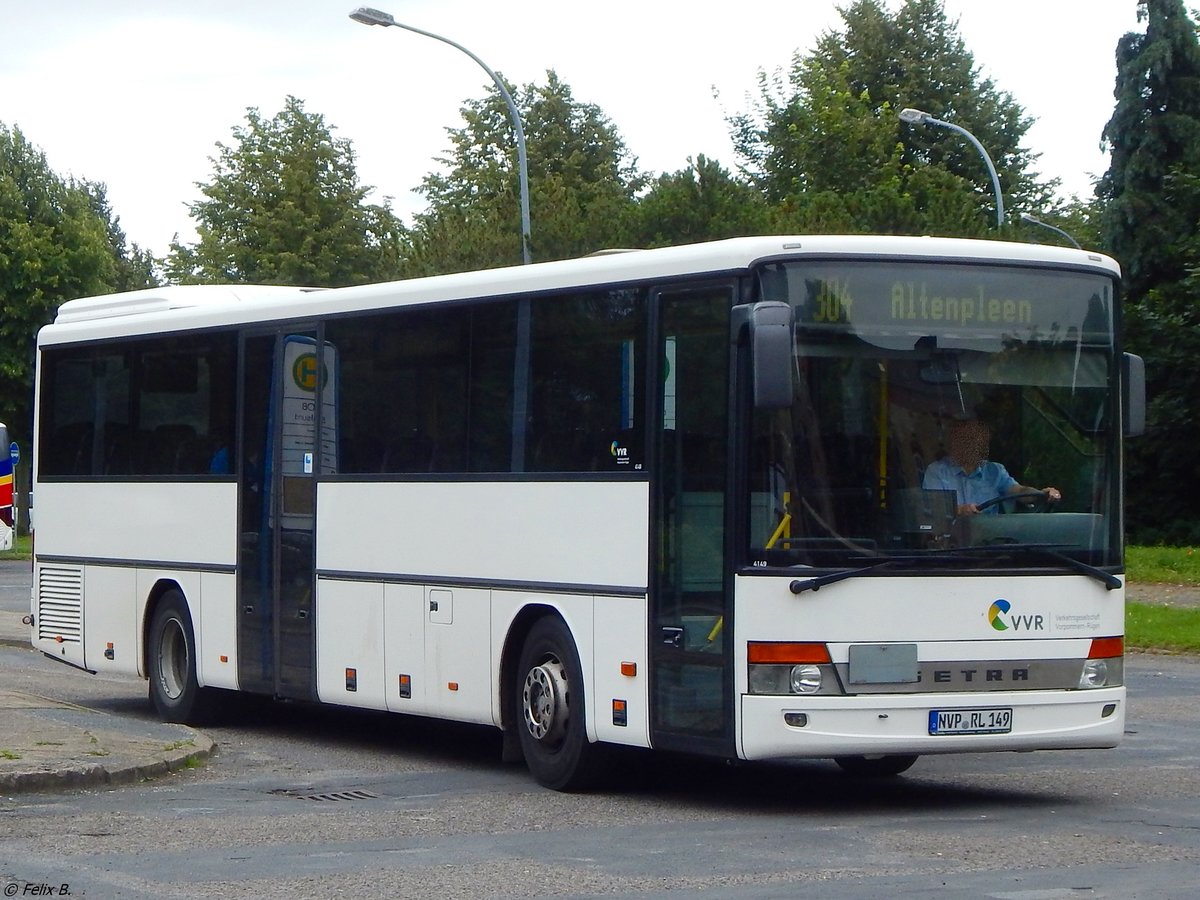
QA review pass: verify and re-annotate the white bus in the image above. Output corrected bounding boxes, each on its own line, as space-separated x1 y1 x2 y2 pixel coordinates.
30 236 1145 789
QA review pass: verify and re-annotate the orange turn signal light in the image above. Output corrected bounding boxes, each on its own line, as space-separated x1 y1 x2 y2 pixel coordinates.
747 641 831 665
1088 636 1124 659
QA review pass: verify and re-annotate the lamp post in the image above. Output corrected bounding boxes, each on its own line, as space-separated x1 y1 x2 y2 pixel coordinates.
899 107 1004 229
350 7 532 264
1019 212 1081 249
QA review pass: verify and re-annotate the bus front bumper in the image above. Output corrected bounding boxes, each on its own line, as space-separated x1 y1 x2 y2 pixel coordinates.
739 687 1125 760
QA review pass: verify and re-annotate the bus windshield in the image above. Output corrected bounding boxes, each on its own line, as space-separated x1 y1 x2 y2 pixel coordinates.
747 259 1120 571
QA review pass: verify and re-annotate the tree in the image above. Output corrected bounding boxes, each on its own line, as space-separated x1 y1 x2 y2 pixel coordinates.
0 123 116 441
729 0 1052 235
166 96 405 287
82 181 159 292
1098 0 1200 301
406 71 642 274
1098 1 1200 541
632 155 772 247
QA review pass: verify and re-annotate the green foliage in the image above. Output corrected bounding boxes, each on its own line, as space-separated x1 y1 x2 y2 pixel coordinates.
1098 2 1200 541
632 155 772 247
729 0 1052 236
166 96 405 287
1016 195 1103 251
1099 0 1200 300
1124 274 1200 544
406 71 641 274
0 124 119 441
81 181 159 292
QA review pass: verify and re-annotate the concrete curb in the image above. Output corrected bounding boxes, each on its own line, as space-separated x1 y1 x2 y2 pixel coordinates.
0 688 218 796
0 732 216 795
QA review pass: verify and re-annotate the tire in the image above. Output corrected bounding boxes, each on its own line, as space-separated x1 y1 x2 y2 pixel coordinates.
833 754 919 777
515 615 606 791
148 589 217 724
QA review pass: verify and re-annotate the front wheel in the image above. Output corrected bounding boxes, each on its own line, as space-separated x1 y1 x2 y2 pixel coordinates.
515 616 606 791
148 589 218 724
833 754 919 777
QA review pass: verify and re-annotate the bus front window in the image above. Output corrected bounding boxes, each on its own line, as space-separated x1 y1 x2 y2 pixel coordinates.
747 261 1121 572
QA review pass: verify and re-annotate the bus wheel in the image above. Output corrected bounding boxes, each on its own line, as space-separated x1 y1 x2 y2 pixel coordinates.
516 616 605 791
148 590 216 725
834 754 919 777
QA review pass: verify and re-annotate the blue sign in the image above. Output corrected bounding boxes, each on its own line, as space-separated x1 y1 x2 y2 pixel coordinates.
8 442 17 466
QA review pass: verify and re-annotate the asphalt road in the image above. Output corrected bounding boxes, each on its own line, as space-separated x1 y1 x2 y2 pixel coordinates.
2 563 1199 898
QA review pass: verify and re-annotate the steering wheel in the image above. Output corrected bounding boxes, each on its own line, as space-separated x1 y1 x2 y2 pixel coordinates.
974 490 1055 514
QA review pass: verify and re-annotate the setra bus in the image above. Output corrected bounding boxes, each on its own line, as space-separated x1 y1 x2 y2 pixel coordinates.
29 235 1145 789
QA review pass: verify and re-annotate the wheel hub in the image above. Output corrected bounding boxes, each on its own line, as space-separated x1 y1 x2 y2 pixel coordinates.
522 657 569 744
158 618 188 701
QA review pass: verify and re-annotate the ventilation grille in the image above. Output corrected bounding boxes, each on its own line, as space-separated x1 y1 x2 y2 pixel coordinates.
37 565 83 643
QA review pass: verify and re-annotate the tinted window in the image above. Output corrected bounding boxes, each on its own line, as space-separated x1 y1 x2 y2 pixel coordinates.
39 332 237 478
326 302 517 474
526 289 646 473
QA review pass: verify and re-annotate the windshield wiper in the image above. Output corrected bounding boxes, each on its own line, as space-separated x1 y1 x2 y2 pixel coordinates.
789 560 895 594
960 543 1122 590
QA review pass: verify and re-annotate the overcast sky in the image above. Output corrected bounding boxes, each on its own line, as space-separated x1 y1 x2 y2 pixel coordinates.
2 1 1143 258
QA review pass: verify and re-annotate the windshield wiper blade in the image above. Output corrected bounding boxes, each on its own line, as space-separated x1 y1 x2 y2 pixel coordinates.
789 560 894 595
963 543 1122 590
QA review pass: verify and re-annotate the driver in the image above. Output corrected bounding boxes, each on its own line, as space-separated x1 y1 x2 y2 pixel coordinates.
922 419 1062 516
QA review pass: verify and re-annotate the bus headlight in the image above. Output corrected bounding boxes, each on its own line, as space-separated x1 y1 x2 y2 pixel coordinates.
1079 659 1109 688
790 664 823 694
747 642 840 695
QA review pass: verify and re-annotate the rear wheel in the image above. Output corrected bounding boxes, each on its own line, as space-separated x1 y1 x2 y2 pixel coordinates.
515 616 606 791
834 754 919 777
148 589 218 724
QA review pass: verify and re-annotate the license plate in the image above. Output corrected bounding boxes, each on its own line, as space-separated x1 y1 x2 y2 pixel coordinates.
928 707 1013 735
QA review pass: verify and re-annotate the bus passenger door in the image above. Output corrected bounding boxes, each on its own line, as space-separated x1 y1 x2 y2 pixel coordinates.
649 286 736 756
237 331 329 701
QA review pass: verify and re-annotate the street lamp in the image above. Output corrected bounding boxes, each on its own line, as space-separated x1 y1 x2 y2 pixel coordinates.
899 107 1004 229
350 7 532 264
1019 212 1081 249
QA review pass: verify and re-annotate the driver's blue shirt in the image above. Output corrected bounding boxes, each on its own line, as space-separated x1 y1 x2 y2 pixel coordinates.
922 457 1017 513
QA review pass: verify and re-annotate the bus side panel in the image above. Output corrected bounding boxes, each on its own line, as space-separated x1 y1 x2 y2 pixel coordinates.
315 481 650 590
316 579 495 726
592 594 650 749
383 582 427 713
316 578 387 710
81 565 137 675
198 571 239 690
423 585 492 725
34 481 237 565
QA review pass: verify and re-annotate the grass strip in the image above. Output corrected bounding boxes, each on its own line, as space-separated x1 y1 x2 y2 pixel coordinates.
1126 601 1200 655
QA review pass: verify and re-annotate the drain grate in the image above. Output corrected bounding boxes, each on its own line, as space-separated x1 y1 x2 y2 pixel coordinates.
272 788 379 802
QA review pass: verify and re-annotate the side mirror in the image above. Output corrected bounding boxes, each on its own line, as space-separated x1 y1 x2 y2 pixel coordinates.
749 301 794 409
1123 352 1145 437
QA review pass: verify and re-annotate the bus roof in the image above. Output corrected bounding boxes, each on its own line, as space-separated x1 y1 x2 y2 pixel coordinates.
43 235 1121 342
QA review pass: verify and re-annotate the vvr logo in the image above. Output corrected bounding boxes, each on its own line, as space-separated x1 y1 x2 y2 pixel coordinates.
988 598 1045 632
